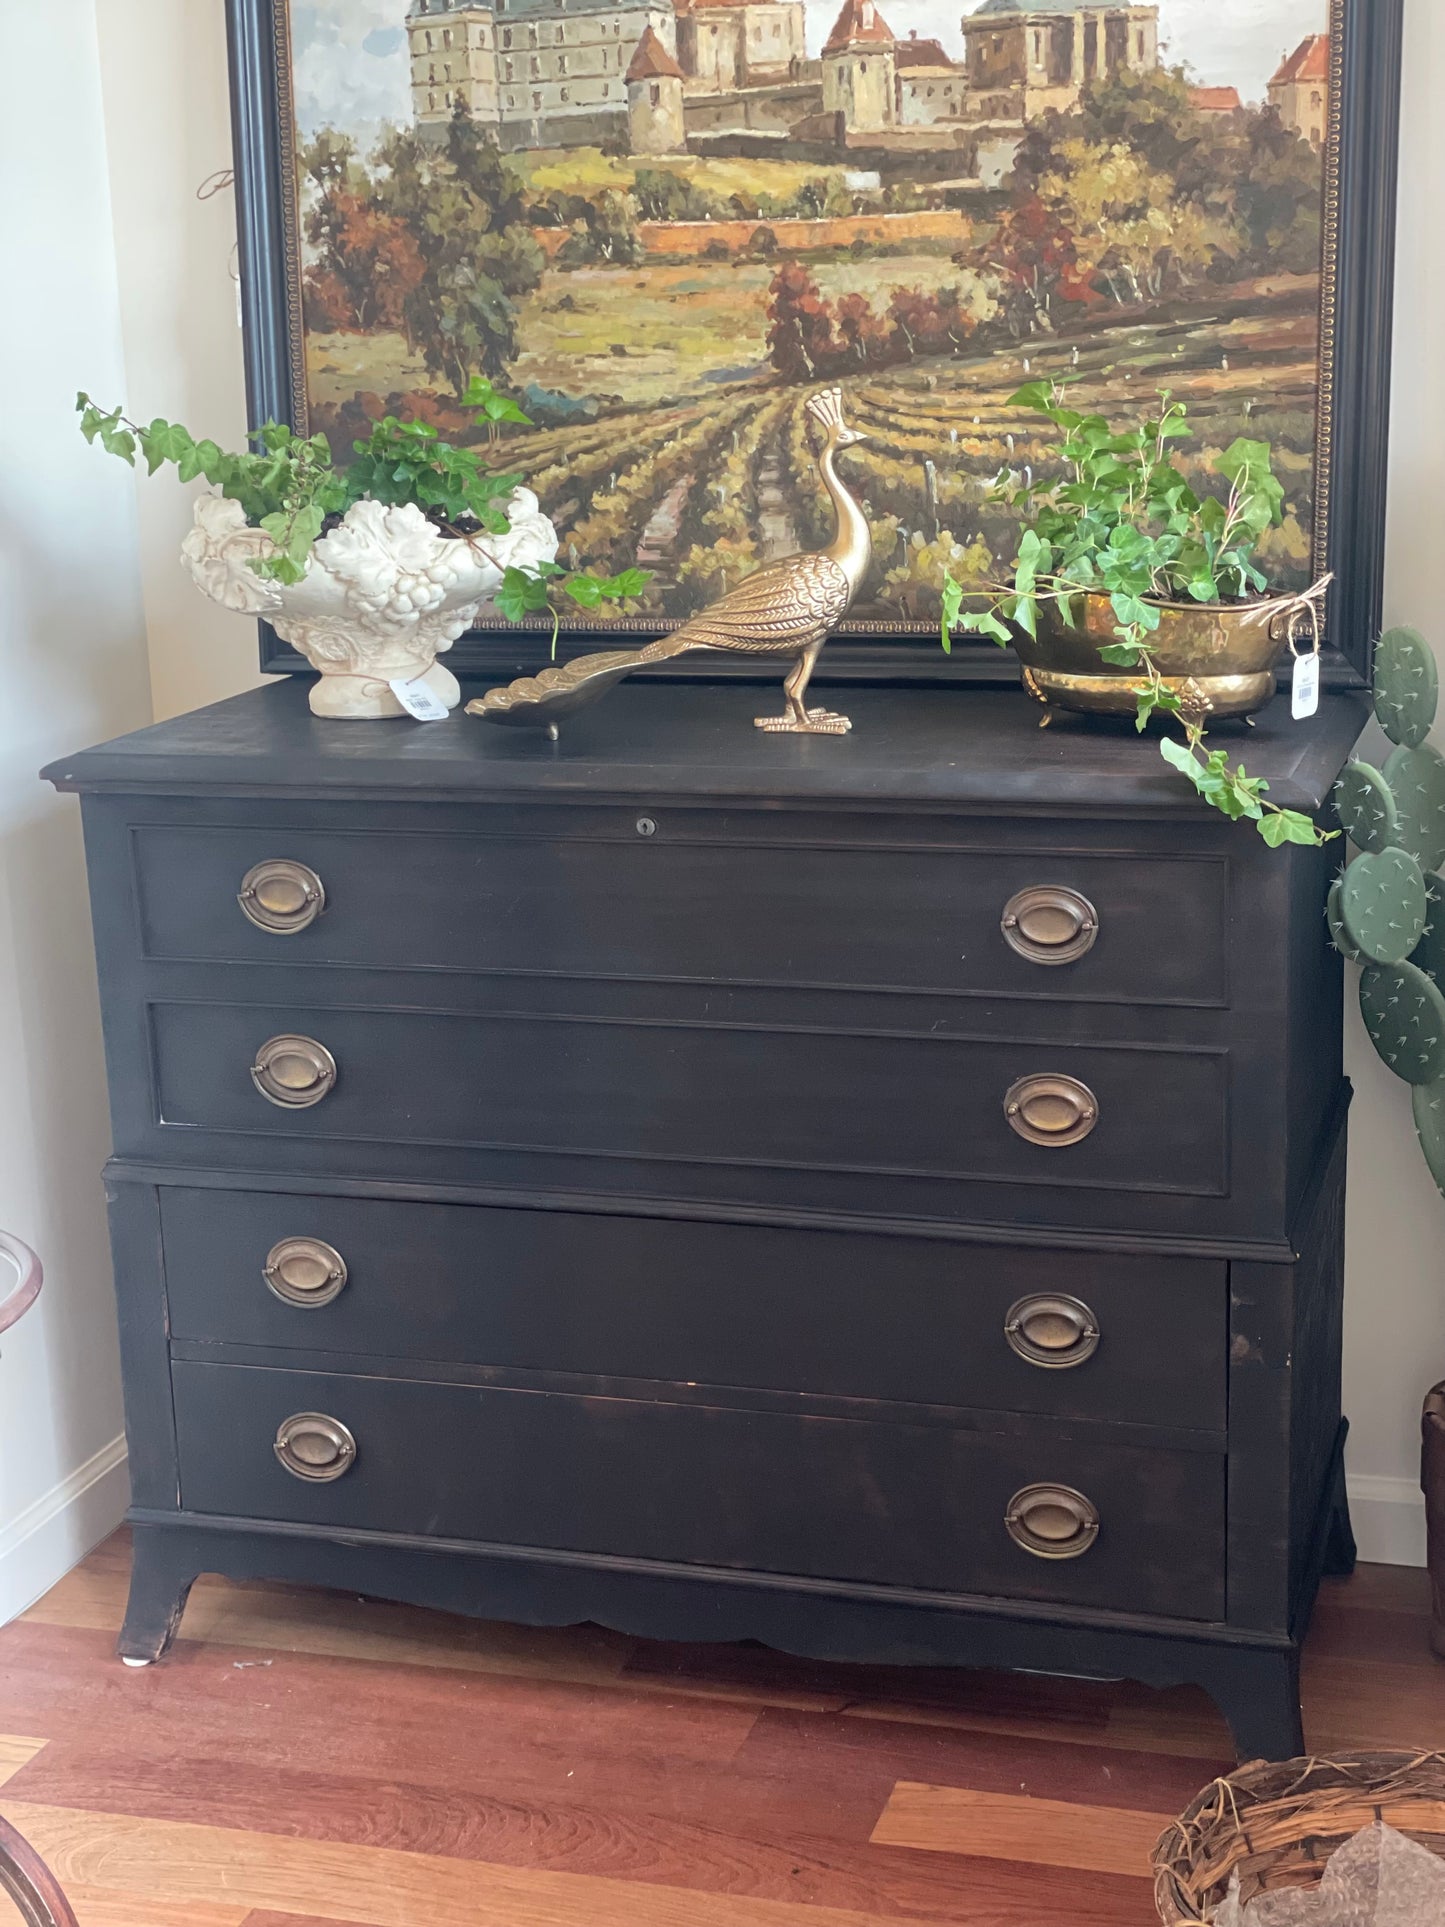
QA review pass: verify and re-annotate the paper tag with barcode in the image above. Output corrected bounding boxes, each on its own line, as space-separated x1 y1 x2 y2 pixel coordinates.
389 675 451 722
1291 651 1320 720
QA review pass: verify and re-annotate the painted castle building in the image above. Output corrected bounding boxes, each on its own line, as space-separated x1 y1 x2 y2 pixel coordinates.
1268 33 1328 147
408 0 677 149
962 0 1159 119
821 0 896 132
406 0 1162 155
896 33 968 124
676 0 806 93
408 0 805 149
626 23 687 150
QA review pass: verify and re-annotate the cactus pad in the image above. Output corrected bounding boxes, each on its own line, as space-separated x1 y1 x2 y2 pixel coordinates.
1411 875 1445 985
1338 847 1428 963
1382 742 1445 872
1327 877 1362 961
1359 959 1445 1084
1412 1078 1445 1196
1373 626 1438 748
1333 761 1400 853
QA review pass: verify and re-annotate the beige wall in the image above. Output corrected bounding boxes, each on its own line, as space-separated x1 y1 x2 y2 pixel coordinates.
0 0 154 1618
86 0 1445 1566
96 0 261 721
1340 0 1445 1566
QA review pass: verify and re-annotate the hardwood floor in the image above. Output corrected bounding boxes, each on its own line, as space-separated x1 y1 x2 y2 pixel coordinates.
0 1535 1438 1926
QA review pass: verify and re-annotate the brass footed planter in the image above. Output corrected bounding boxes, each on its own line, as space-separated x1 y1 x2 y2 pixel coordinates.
1017 592 1296 721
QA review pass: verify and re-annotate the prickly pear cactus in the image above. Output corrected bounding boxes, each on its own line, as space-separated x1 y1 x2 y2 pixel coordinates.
1328 624 1445 1197
1413 1078 1445 1191
1339 847 1428 963
1358 959 1445 1085
1332 761 1400 854
1383 742 1445 872
1374 626 1438 748
1327 876 1362 961
1412 875 1445 986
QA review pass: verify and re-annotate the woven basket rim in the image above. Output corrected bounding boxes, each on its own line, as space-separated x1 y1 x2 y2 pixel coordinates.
1151 1749 1445 1925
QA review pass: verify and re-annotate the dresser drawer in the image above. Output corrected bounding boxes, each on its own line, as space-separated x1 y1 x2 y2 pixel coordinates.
160 1188 1227 1433
171 1362 1227 1620
130 820 1229 1008
145 1001 1227 1203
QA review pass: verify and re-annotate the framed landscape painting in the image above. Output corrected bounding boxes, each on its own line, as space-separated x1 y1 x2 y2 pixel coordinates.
227 0 1400 681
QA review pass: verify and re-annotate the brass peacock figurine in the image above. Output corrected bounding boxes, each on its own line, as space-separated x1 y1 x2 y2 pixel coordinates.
467 387 871 735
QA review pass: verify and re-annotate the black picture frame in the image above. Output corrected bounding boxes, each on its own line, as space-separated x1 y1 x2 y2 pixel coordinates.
226 0 1400 688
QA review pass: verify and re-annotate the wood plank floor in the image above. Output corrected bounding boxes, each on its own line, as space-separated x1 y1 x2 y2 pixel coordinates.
0 1535 1437 1926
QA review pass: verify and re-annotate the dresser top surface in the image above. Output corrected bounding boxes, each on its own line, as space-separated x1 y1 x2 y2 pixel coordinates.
43 676 1367 815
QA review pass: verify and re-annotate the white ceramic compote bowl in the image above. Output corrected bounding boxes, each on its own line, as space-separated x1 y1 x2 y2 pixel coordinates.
182 488 559 718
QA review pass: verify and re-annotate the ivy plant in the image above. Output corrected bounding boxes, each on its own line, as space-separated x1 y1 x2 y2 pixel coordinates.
78 378 646 645
941 382 1328 849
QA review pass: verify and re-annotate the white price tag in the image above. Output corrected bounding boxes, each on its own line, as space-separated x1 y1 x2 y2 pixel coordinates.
389 675 452 722
1291 651 1320 720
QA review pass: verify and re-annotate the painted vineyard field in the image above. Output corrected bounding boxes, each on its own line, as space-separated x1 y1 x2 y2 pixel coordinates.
476 283 1320 629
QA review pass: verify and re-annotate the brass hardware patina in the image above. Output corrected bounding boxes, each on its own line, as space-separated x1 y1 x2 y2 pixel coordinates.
469 388 869 736
1005 1293 1101 1370
1001 886 1099 966
1005 1484 1101 1560
251 1035 337 1109
274 1412 356 1483
263 1237 348 1308
238 859 325 935
1004 1074 1099 1148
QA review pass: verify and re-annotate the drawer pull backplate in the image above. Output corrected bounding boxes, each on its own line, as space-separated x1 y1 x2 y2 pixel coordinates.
264 1238 348 1308
274 1412 357 1483
1004 1073 1099 1148
238 859 326 935
251 1035 337 1110
1004 1293 1100 1369
1000 886 1098 966
1005 1484 1100 1561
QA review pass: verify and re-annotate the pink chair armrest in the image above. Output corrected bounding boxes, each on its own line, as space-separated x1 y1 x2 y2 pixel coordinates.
0 1232 42 1337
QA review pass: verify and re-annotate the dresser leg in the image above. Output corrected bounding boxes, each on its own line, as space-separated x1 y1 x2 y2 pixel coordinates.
1207 1646 1304 1763
1323 1453 1358 1579
117 1527 196 1666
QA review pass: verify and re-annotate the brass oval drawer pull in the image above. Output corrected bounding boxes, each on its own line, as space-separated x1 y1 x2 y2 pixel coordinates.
1004 1293 1100 1370
274 1412 357 1483
238 859 326 935
251 1035 337 1110
1004 1073 1098 1147
1001 886 1098 966
264 1238 348 1309
1005 1484 1100 1561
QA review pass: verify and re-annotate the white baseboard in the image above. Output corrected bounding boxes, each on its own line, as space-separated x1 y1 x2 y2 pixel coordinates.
1347 1472 1428 1569
0 1435 130 1625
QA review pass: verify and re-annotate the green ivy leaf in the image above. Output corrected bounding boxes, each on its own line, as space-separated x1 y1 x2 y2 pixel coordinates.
493 567 553 624
562 576 605 609
597 567 651 598
1258 810 1324 848
939 574 964 651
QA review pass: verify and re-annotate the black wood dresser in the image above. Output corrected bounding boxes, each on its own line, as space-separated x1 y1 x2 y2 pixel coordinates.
46 678 1366 1759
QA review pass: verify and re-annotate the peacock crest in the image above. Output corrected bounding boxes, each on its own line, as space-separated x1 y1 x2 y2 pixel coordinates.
804 386 850 436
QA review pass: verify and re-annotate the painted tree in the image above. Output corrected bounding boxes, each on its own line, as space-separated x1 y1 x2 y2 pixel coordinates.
384 101 545 397
973 194 1094 336
765 260 839 381
1036 138 1228 305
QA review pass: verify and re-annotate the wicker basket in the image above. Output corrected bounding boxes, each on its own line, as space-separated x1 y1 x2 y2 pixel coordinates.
1153 1751 1445 1924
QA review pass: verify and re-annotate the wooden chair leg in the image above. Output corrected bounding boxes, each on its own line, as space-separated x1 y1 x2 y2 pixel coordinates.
0 1815 79 1927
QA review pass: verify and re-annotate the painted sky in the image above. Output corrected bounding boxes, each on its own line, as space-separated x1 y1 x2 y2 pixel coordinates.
291 0 1329 140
